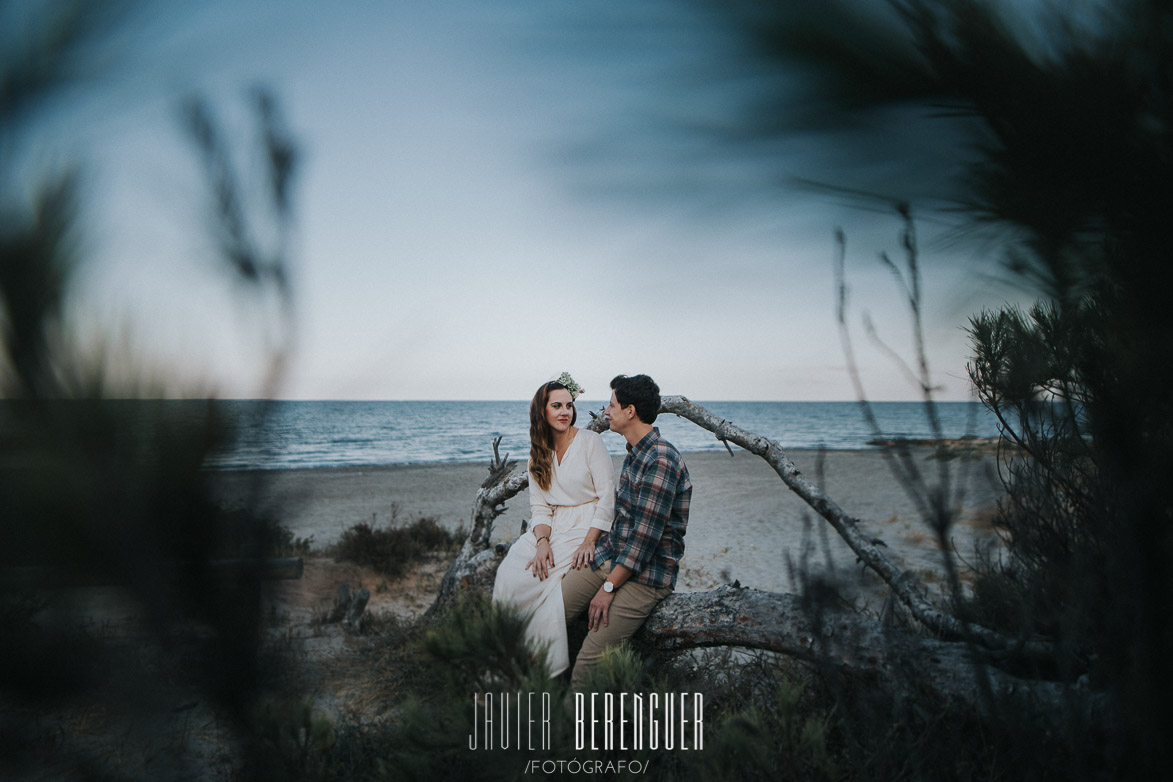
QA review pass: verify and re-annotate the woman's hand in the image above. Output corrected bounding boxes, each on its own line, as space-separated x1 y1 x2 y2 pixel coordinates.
525 538 554 581
571 540 595 570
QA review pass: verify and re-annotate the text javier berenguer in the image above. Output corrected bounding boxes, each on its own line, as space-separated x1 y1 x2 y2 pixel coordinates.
468 692 552 750
467 691 703 752
574 692 703 751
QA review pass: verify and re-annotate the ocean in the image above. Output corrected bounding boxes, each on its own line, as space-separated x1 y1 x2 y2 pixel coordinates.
198 399 1002 471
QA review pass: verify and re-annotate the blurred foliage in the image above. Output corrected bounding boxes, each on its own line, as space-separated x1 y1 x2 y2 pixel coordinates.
961 293 1166 773
696 679 835 782
244 696 338 781
708 0 1173 778
0 1 304 778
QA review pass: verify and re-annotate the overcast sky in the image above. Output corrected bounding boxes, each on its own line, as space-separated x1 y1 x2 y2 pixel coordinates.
34 0 1024 402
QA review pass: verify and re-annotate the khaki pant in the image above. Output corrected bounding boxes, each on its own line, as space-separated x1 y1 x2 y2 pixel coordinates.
561 560 672 692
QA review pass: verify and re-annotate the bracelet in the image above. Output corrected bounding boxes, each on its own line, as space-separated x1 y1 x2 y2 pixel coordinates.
536 535 550 545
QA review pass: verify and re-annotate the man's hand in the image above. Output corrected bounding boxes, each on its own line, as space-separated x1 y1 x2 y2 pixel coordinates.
588 587 614 631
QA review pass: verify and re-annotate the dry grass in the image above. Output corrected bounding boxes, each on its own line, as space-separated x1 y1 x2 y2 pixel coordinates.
1 547 457 780
262 553 453 713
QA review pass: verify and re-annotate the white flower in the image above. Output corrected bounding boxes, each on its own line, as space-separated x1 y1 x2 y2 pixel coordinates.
555 372 584 399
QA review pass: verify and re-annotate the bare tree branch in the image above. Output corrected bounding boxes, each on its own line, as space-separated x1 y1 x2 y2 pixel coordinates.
656 394 1049 658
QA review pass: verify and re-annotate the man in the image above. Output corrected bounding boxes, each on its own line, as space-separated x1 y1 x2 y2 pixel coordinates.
560 374 692 692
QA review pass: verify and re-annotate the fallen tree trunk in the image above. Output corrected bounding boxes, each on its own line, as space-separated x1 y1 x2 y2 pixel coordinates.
634 586 1082 712
432 397 1055 688
433 548 1086 714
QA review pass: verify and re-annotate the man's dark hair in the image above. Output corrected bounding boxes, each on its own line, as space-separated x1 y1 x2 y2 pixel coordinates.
610 374 660 424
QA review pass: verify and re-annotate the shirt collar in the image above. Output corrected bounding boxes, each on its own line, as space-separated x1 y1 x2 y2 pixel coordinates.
625 426 660 454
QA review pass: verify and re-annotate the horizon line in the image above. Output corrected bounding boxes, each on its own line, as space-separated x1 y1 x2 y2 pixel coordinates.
33 397 982 404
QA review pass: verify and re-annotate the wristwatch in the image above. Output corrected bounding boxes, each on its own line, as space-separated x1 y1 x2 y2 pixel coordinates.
602 581 615 594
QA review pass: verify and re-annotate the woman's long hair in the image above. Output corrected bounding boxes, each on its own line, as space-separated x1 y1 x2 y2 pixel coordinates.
529 381 576 491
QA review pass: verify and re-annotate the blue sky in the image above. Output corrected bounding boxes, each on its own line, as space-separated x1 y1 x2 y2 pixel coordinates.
30 0 1024 401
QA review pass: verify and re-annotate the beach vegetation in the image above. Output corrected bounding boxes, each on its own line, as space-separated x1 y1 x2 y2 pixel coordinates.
270 524 317 558
363 596 841 781
313 593 562 780
329 515 462 581
244 696 338 780
422 591 556 692
213 505 316 559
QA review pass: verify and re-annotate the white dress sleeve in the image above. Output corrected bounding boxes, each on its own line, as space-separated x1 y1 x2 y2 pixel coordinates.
528 462 555 527
585 433 616 532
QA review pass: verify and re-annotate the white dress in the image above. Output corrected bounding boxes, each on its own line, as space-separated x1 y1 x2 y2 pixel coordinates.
492 428 615 676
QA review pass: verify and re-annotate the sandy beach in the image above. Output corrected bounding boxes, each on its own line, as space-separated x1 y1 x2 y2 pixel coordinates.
211 447 1006 606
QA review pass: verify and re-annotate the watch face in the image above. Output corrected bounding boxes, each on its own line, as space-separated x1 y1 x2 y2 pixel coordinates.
603 581 614 593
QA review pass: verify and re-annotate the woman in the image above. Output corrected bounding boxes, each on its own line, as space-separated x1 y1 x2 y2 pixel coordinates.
492 373 615 676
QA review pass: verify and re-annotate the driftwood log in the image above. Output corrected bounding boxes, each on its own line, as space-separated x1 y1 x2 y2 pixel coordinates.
635 586 1094 715
328 583 371 633
431 397 1079 713
431 436 527 612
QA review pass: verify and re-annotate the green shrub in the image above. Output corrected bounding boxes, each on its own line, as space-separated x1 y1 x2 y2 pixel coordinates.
269 521 316 558
331 516 460 579
211 505 314 558
244 696 337 781
379 594 561 779
423 591 554 691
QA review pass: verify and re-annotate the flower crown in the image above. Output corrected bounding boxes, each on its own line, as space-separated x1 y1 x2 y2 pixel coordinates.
554 372 584 400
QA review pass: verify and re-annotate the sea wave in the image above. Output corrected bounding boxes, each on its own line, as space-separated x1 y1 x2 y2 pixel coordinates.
193 400 1002 471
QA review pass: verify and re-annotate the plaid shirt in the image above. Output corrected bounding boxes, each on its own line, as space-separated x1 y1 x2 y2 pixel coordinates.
593 427 691 589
